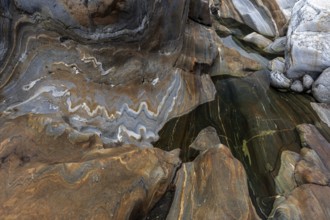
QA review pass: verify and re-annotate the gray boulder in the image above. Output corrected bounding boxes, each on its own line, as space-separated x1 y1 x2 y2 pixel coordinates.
290 80 304 93
270 70 292 89
303 74 314 90
285 0 330 79
312 67 330 103
268 57 285 72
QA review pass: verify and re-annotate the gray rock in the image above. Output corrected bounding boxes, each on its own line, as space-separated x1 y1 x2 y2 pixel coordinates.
311 102 330 128
312 67 330 103
303 74 314 90
285 0 330 78
290 80 303 93
268 57 285 72
270 70 292 89
243 32 273 49
264 37 286 54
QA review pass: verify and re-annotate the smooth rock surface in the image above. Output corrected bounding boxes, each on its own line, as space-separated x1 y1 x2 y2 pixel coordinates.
285 0 330 78
264 37 286 54
167 144 260 220
243 32 273 49
0 139 181 219
275 151 300 195
0 0 217 147
296 124 330 171
189 126 221 151
311 102 330 128
312 67 330 103
269 184 330 219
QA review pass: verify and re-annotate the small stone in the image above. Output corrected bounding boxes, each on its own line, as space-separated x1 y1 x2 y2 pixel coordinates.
270 70 292 89
268 57 285 72
243 32 273 49
264 37 286 54
312 67 330 103
303 74 314 90
290 80 303 93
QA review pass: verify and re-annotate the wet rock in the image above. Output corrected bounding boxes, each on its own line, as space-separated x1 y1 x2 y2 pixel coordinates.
217 0 278 37
303 74 314 90
167 143 260 220
189 0 211 26
0 143 181 219
290 80 303 93
312 67 330 103
311 103 330 128
296 124 330 171
243 32 273 49
270 70 292 89
269 184 330 220
189 126 220 151
264 37 286 54
268 57 285 72
285 0 330 78
295 148 330 186
275 151 300 195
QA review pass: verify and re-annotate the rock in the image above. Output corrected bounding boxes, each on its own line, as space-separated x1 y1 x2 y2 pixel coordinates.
275 151 300 195
295 148 330 186
296 124 330 171
269 184 330 219
268 57 285 72
303 74 314 90
285 0 330 78
218 0 278 37
270 70 292 89
0 143 181 219
311 102 330 128
167 144 260 220
189 0 211 26
0 0 218 147
243 32 273 49
189 126 220 151
290 80 303 93
312 67 330 103
264 37 286 54
210 37 263 77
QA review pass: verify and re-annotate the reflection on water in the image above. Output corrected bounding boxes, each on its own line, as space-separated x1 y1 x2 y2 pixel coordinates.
154 70 330 217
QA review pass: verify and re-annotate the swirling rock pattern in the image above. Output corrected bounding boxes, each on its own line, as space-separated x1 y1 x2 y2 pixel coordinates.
0 0 217 147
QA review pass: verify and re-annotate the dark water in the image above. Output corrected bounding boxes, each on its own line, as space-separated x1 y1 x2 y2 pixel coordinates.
154 71 330 218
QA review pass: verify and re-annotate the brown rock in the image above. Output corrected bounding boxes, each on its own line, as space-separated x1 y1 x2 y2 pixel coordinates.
189 126 221 151
167 145 260 220
189 0 211 26
269 184 330 219
296 124 330 170
0 145 181 219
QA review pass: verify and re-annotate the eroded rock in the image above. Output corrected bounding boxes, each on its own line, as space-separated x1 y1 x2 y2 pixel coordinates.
270 70 292 89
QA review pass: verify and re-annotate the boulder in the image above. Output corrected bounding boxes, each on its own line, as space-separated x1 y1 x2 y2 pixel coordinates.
312 67 330 103
167 127 260 220
290 80 303 93
243 32 273 49
303 74 314 90
270 70 292 89
311 102 330 128
268 57 285 72
285 0 330 78
264 37 286 54
269 184 330 219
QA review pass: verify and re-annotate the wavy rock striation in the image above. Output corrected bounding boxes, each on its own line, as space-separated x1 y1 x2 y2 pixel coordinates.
0 0 217 147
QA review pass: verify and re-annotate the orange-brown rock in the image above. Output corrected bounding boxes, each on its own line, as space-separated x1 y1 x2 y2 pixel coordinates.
167 137 260 220
0 143 181 219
